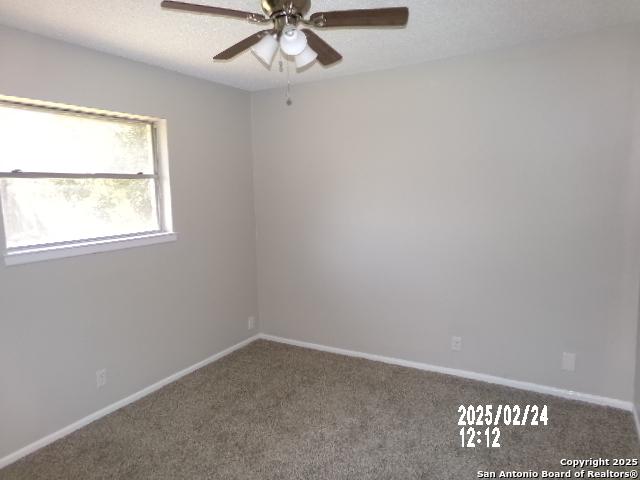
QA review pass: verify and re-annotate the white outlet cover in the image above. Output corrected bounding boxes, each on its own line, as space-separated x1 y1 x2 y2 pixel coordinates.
451 336 462 351
562 352 576 372
248 317 256 330
96 369 107 388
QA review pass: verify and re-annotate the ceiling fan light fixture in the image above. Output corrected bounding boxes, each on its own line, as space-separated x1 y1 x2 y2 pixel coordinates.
163 1 410 69
279 25 307 56
295 45 318 69
251 33 279 66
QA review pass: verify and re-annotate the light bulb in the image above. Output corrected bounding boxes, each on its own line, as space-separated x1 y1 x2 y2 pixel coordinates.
295 45 317 69
280 26 307 56
251 34 279 66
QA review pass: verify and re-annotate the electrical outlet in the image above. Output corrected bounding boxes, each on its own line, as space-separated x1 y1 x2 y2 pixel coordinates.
562 352 576 372
96 369 107 388
451 336 462 352
248 316 256 331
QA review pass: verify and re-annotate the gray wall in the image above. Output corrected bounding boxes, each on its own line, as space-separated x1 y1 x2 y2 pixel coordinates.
634 37 640 425
0 26 258 458
252 26 640 402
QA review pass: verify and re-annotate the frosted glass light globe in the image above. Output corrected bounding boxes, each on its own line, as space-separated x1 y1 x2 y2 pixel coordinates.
280 26 307 56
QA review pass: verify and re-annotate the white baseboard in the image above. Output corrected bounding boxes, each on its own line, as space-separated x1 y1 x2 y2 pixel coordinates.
259 334 633 412
0 334 260 470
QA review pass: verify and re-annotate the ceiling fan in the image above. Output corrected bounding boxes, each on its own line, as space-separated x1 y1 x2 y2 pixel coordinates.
161 0 409 69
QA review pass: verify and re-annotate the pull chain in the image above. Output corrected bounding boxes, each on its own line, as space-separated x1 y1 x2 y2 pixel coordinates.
286 58 292 106
279 50 292 106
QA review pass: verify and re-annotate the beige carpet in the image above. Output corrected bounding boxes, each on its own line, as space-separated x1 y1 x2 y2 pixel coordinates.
1 340 638 479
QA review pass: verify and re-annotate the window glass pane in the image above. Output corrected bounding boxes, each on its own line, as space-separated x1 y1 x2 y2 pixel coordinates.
0 104 154 174
0 178 159 248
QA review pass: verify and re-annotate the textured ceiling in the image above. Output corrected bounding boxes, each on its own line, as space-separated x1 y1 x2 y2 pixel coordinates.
1 0 639 91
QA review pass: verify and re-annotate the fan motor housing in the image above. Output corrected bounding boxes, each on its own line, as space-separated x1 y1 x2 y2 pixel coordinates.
261 0 310 17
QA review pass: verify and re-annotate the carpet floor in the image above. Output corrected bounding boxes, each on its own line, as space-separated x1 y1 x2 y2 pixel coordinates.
1 340 638 480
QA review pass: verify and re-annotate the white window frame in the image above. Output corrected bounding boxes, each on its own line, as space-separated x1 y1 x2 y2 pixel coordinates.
0 95 176 266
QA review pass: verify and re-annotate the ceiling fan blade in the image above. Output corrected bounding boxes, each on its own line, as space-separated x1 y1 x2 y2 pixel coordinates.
301 29 342 66
161 1 266 21
213 30 274 60
309 7 409 28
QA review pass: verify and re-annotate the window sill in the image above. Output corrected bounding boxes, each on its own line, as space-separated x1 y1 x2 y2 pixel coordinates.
4 232 177 266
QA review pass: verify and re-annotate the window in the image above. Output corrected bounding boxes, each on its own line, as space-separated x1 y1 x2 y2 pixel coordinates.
0 97 175 265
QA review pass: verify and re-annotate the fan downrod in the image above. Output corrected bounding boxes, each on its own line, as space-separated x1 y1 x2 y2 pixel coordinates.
261 0 311 18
